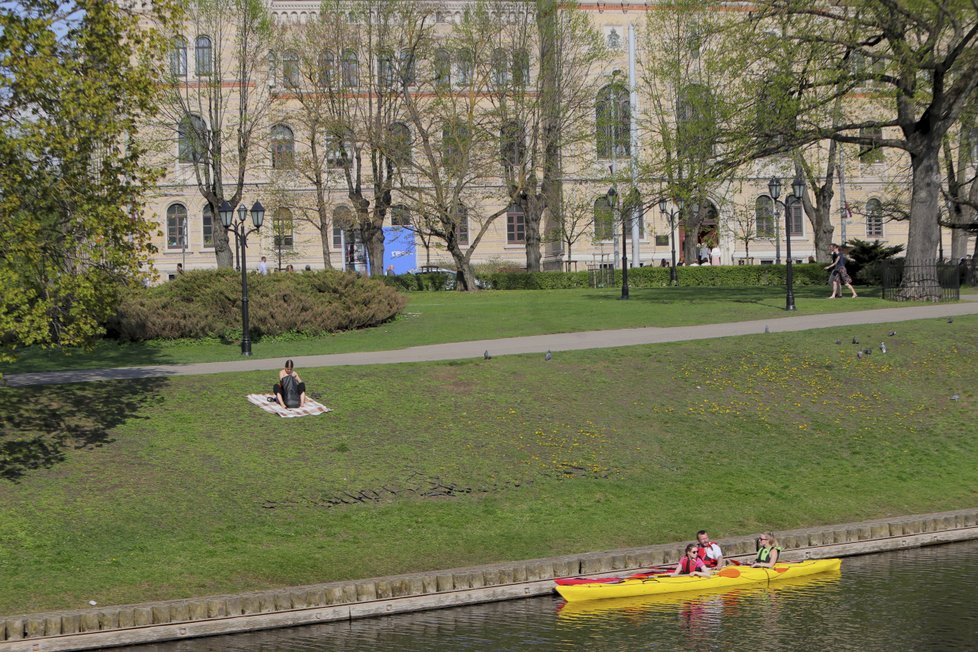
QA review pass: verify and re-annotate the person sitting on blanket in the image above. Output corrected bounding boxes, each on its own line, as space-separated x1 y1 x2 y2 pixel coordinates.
273 359 307 409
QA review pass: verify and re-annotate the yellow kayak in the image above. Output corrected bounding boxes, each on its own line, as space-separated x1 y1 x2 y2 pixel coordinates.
555 558 842 603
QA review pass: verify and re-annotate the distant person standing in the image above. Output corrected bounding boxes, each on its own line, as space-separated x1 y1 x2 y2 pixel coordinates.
710 245 721 266
258 256 269 275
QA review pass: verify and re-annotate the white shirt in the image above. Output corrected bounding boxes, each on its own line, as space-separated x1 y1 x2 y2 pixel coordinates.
258 260 268 275
701 542 723 562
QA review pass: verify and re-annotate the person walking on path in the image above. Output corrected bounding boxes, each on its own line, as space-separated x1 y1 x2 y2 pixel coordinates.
826 244 857 298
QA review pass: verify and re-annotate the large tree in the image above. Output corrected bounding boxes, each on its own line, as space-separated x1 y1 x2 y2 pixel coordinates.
747 1 978 298
157 0 273 269
0 0 173 361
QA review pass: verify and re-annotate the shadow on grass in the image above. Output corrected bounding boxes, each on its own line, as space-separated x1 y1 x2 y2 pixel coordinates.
0 377 167 481
581 286 822 304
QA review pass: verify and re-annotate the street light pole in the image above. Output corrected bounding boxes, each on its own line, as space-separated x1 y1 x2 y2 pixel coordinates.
608 186 628 299
658 197 683 287
219 199 265 355
769 176 805 311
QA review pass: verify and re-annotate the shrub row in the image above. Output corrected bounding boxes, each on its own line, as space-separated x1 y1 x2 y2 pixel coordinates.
107 270 406 341
472 263 835 291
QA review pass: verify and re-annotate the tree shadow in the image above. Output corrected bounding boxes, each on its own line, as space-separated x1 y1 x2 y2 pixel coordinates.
0 377 167 481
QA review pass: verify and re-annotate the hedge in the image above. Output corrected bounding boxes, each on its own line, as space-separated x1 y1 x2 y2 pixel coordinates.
387 263 835 291
107 269 406 341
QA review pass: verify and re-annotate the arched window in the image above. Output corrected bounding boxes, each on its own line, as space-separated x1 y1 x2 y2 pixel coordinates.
319 50 335 87
677 84 716 158
202 204 214 248
434 47 451 88
455 48 474 86
755 195 775 239
271 124 294 170
500 120 526 168
866 198 884 237
177 114 206 164
377 50 395 88
390 204 410 227
166 204 188 249
195 35 212 76
170 37 187 76
325 130 352 168
492 48 509 86
596 84 630 159
332 205 354 248
341 49 359 88
506 204 525 244
399 50 416 85
387 122 411 166
593 196 613 241
786 196 804 237
272 208 294 249
442 121 470 170
282 50 300 87
512 48 530 87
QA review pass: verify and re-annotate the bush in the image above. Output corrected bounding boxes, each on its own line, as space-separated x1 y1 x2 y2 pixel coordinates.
107 269 406 341
845 239 904 284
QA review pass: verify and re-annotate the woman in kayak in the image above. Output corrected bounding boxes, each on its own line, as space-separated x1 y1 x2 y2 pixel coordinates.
671 544 712 577
751 533 781 568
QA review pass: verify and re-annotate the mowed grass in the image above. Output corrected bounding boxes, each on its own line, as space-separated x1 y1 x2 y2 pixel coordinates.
5 285 894 372
0 315 975 614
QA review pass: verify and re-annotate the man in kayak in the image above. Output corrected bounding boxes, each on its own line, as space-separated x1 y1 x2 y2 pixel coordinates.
671 544 712 577
751 532 782 568
695 530 725 569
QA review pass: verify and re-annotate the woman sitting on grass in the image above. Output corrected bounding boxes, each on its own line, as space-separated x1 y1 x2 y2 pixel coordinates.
273 359 306 409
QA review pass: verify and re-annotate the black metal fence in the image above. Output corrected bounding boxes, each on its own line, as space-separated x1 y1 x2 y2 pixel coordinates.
880 260 960 301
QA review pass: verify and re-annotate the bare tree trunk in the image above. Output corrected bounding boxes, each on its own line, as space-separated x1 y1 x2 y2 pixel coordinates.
536 0 561 272
901 145 943 300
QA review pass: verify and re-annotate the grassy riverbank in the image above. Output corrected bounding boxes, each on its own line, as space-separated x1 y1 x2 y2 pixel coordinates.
4 286 893 372
0 314 975 614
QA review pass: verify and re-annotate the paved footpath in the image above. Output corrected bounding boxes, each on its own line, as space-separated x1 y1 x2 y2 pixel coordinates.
5 299 978 387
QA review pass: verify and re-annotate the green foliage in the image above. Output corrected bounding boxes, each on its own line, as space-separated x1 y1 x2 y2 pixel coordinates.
108 270 405 341
846 238 905 283
0 0 176 361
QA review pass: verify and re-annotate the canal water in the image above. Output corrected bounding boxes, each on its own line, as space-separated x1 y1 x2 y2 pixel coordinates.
121 540 978 651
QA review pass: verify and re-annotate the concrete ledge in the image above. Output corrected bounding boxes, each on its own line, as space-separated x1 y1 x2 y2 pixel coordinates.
2 506 977 651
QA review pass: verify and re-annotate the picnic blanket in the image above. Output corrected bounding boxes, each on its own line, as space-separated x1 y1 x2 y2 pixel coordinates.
247 394 332 418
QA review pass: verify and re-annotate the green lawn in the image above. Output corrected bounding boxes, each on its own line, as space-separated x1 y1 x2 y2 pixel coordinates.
5 285 894 372
0 314 975 614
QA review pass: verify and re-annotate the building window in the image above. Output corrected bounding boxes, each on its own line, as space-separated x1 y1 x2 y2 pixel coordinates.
166 204 188 249
377 51 395 88
442 121 470 170
333 205 354 248
455 204 469 246
596 84 630 159
273 208 294 249
195 35 212 76
593 196 613 241
177 114 206 164
399 50 416 86
506 204 525 244
271 124 294 170
282 50 300 87
859 126 884 163
341 49 359 88
325 132 352 168
755 195 775 238
500 120 526 168
786 196 804 237
866 198 884 237
492 48 509 87
319 50 335 87
456 48 474 87
170 37 187 76
202 204 214 248
434 47 451 88
387 122 411 166
390 204 410 227
655 234 669 247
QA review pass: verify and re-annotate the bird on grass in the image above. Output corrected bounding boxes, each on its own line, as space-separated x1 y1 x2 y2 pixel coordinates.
545 350 552 361
835 339 842 345
880 342 887 353
856 350 863 360
948 317 954 324
852 336 860 344
888 330 896 337
863 348 872 355
951 394 960 401
484 350 491 360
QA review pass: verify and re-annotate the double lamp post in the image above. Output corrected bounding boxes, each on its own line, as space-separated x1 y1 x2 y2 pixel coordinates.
219 199 265 356
769 175 806 312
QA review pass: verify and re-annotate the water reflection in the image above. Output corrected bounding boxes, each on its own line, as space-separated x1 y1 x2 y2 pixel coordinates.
118 541 978 652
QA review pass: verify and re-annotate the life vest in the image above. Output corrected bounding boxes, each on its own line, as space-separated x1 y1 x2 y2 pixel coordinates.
696 542 720 568
679 556 704 575
755 545 782 564
280 373 301 408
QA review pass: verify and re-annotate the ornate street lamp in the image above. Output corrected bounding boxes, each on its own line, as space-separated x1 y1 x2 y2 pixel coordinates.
608 186 629 299
658 197 683 286
769 176 805 311
220 199 265 355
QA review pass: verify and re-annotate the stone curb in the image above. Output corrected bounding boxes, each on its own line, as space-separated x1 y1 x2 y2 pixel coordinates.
2 506 976 651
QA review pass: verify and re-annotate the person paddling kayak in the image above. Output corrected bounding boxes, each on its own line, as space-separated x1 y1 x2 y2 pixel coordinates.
671 544 712 577
695 529 725 569
751 532 782 568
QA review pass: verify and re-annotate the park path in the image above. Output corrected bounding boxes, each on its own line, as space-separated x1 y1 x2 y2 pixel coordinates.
5 299 978 387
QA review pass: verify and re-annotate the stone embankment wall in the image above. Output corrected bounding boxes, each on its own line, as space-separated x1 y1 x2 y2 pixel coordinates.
3 507 976 651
